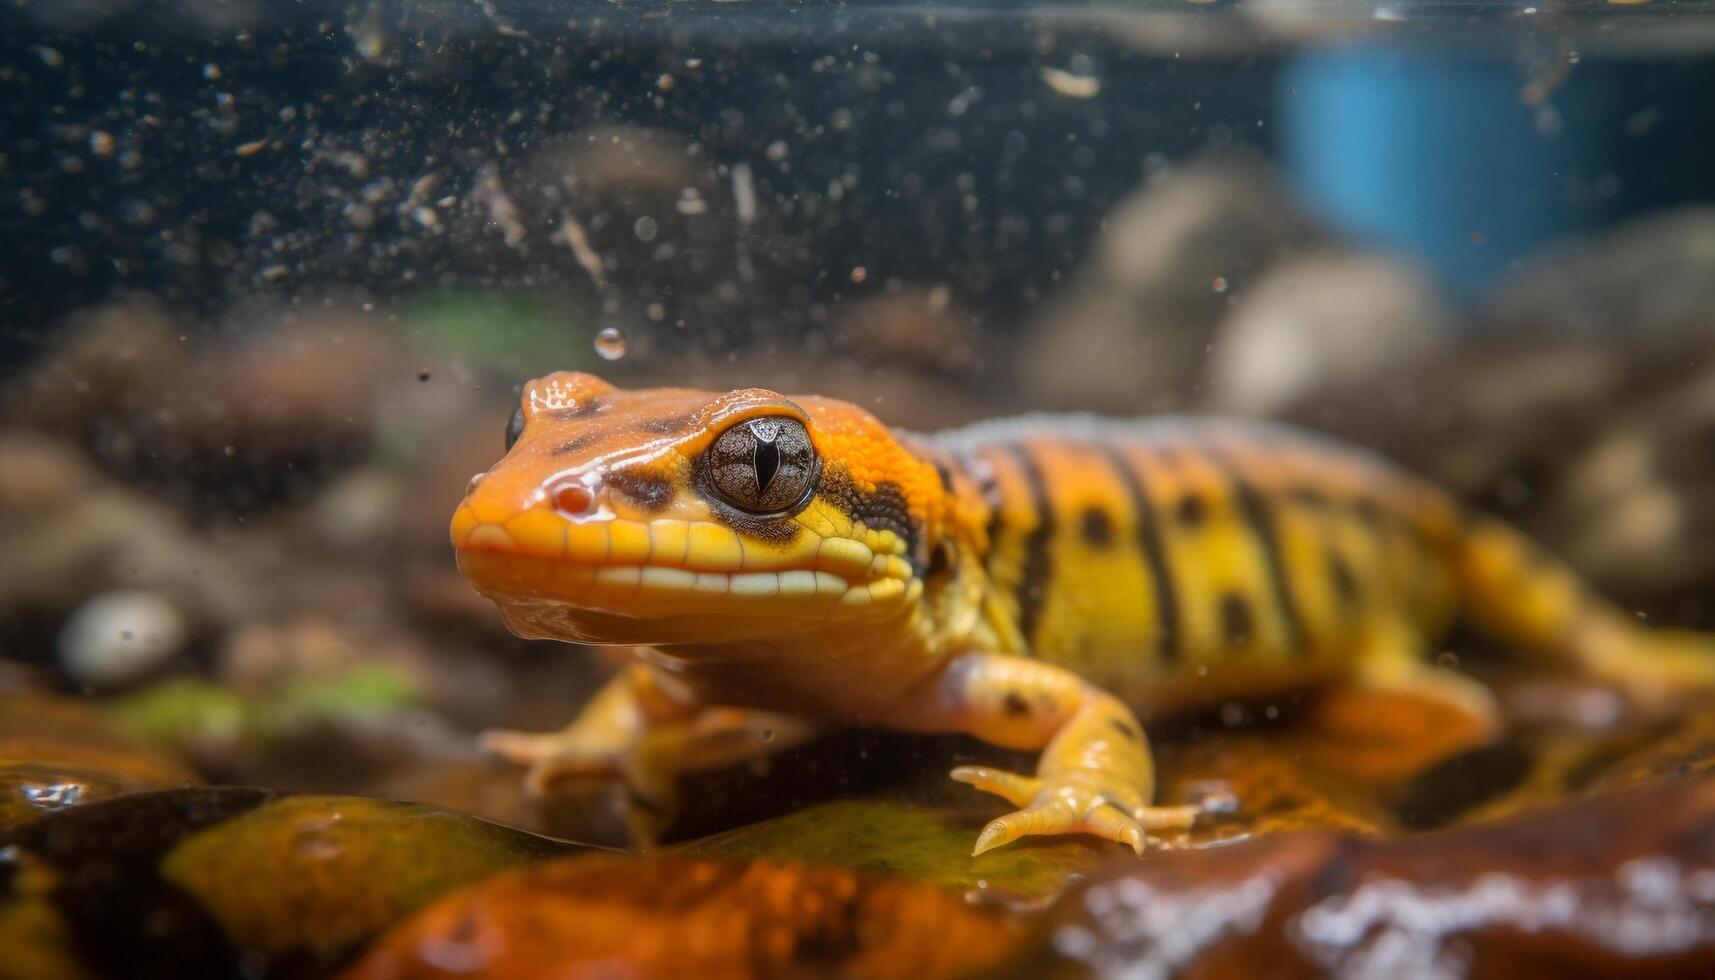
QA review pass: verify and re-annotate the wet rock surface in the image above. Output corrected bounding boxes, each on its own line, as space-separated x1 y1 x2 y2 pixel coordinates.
0 789 579 980
341 853 1030 980
0 693 199 832
1032 775 1715 980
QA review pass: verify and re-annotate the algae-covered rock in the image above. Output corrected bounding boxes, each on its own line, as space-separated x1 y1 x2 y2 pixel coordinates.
687 798 1115 904
159 795 567 955
0 788 578 979
342 853 1028 980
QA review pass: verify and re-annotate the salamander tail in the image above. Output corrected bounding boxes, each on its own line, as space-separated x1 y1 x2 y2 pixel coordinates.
1453 516 1715 706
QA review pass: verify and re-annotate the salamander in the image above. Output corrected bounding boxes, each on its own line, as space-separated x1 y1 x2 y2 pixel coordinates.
451 372 1715 855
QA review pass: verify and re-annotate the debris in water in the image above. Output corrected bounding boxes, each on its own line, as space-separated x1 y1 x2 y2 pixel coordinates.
732 163 757 225
554 211 607 288
1040 66 1101 99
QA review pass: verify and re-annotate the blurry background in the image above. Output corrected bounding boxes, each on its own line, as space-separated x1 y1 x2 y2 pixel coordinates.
6 0 1715 836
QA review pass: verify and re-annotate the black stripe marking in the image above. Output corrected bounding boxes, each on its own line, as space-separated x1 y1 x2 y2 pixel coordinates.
1102 446 1182 663
1208 448 1306 653
973 450 1006 552
1328 552 1360 613
1007 443 1055 652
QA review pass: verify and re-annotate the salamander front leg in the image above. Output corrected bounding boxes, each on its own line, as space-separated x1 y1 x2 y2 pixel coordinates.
888 652 1200 856
481 662 815 844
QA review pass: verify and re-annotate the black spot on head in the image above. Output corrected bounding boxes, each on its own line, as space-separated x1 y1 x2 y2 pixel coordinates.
1111 719 1139 740
1177 494 1208 527
821 469 922 569
1328 554 1359 608
552 399 606 420
926 541 954 578
1080 505 1115 548
551 431 605 457
1003 692 1031 717
608 468 675 511
934 461 954 494
637 412 695 435
1220 591 1254 646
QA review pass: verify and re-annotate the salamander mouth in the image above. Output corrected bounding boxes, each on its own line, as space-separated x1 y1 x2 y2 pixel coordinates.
449 504 915 616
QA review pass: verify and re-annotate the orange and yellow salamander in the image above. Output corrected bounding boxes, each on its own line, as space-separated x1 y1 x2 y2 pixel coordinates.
451 372 1715 855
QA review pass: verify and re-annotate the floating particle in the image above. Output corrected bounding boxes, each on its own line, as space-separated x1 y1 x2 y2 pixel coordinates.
675 188 707 216
850 266 868 284
1212 276 1229 293
633 216 658 242
417 369 432 382
203 63 222 80
593 326 627 361
554 211 606 287
731 162 757 224
947 86 981 117
88 131 116 156
234 139 268 157
1039 66 1101 99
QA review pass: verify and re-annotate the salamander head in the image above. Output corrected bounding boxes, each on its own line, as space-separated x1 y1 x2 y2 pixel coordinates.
451 372 953 645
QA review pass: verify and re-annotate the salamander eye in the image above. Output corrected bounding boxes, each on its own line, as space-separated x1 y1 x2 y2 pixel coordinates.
705 417 818 515
504 405 526 451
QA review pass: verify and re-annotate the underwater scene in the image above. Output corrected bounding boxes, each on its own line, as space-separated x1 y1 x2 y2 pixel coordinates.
8 0 1715 977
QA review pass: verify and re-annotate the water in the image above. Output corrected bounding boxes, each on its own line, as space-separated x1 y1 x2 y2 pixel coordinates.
9 1 1715 973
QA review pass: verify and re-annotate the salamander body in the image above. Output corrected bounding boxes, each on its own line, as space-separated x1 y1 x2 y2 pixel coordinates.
452 372 1715 854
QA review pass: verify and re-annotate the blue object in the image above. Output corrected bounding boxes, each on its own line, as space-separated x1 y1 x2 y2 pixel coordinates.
1280 44 1592 303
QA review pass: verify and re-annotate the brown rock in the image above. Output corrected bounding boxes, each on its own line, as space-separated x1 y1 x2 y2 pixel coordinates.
0 693 198 830
343 854 1028 980
0 697 196 833
1036 776 1715 978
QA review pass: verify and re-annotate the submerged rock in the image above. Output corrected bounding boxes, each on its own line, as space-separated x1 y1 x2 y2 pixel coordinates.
1022 154 1326 414
0 788 577 980
1206 251 1452 418
687 798 1116 905
1485 206 1715 340
342 853 1028 980
1032 775 1715 978
0 693 197 832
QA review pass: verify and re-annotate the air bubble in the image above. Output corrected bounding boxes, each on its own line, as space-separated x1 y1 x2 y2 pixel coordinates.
593 326 627 361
